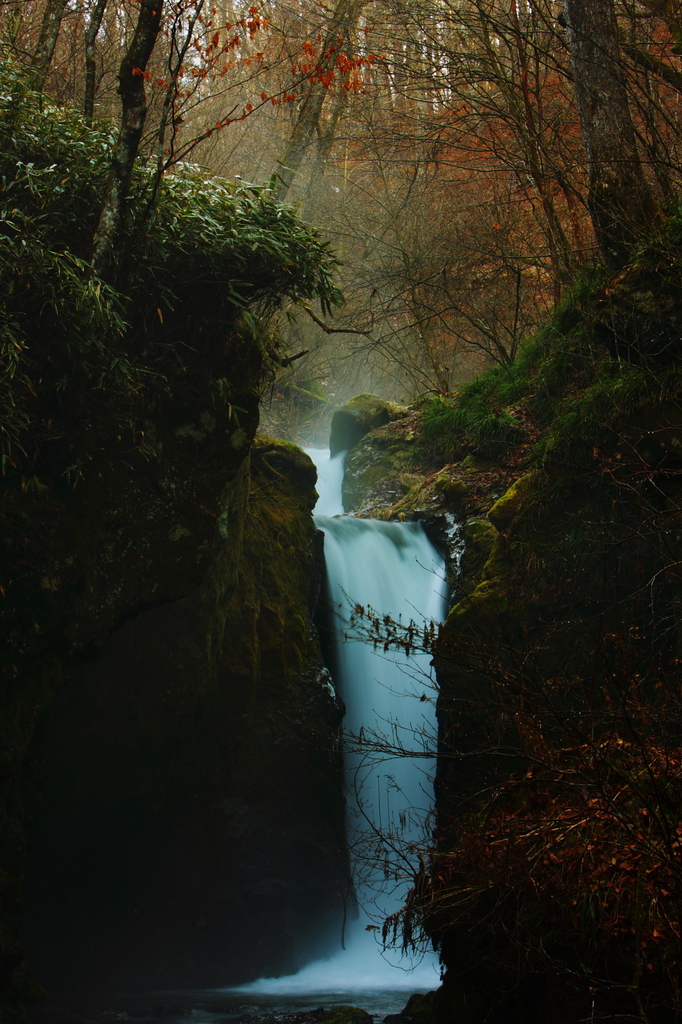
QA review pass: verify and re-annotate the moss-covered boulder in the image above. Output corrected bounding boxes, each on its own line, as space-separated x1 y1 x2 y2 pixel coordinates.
434 474 468 507
487 472 538 532
254 435 318 493
386 991 437 1024
329 394 408 456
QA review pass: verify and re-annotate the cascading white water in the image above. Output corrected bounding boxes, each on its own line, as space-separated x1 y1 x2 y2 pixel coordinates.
233 447 447 998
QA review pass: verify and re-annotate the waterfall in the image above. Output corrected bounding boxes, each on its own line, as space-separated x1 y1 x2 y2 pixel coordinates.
233 447 447 997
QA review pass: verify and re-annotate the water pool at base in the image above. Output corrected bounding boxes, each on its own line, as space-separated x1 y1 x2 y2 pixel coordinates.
32 984 436 1023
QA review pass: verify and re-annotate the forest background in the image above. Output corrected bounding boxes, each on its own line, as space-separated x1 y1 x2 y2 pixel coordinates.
6 0 662 440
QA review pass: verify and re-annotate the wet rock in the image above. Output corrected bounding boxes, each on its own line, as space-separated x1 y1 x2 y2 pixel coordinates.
237 1006 372 1024
330 394 408 456
433 475 467 507
384 992 436 1024
342 434 414 513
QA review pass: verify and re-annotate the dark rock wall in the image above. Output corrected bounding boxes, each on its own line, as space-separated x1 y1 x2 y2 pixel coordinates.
2 393 347 1009
2 388 257 1015
429 471 682 1022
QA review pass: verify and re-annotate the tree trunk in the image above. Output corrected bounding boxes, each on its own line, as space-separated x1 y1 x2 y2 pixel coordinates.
31 0 69 92
91 0 163 281
564 0 663 265
276 0 364 197
84 0 108 124
306 85 349 199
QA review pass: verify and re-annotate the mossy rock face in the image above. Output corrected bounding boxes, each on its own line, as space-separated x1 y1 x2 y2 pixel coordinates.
252 434 318 504
445 576 511 629
17 429 348 997
0 385 263 1016
329 393 408 456
487 472 536 532
459 519 498 591
399 472 426 494
397 991 437 1024
389 477 440 517
434 474 468 507
342 427 414 513
388 466 471 520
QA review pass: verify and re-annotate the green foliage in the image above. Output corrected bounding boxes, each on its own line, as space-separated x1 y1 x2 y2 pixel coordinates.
0 59 342 478
141 169 341 316
420 384 526 463
419 243 682 470
537 360 653 464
